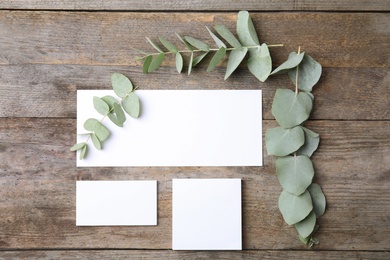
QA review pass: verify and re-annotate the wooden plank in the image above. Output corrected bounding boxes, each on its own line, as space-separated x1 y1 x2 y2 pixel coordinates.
0 250 389 259
1 118 389 250
0 12 388 68
1 0 389 11
0 65 388 120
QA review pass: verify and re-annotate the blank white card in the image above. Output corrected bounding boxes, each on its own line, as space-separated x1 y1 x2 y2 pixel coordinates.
76 181 157 226
77 90 262 167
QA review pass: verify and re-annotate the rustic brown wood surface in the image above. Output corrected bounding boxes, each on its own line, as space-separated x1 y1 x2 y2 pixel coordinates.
0 1 389 259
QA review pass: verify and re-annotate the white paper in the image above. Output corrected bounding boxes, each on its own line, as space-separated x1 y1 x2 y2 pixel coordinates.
77 90 262 167
76 180 157 226
172 179 242 250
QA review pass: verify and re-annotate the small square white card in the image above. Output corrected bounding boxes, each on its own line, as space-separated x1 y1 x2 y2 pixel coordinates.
76 180 157 226
172 179 242 250
77 90 262 167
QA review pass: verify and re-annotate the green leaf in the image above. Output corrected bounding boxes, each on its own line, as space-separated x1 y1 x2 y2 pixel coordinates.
176 52 183 73
265 126 305 157
80 144 87 160
159 37 178 53
207 47 226 72
271 89 313 128
91 133 101 150
122 92 140 118
299 234 310 245
271 52 305 75
308 183 326 218
188 52 194 75
146 37 163 53
276 155 314 196
148 53 165 73
111 73 133 98
83 118 100 132
107 113 122 127
247 43 272 82
224 48 248 80
295 211 316 238
70 142 86 152
143 55 153 74
214 24 242 49
175 32 194 51
93 122 110 142
93 96 110 116
184 36 210 52
297 126 320 157
192 52 209 67
237 10 260 46
206 26 226 48
289 53 322 92
101 95 118 110
114 102 126 125
279 190 313 225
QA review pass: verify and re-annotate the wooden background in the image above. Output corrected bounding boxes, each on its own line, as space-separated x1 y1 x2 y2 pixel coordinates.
1 1 389 259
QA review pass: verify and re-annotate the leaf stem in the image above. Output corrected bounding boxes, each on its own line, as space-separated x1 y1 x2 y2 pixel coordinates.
295 46 301 96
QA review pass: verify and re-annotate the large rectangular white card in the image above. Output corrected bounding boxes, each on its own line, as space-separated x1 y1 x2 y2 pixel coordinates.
77 90 262 167
172 178 242 250
76 180 157 226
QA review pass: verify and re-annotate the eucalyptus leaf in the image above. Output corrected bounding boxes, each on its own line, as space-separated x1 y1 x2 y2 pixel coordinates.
93 122 110 142
111 73 133 98
148 53 165 73
295 211 316 238
70 142 86 152
83 118 100 132
271 89 313 128
224 48 248 80
175 32 194 51
107 113 122 127
143 55 153 74
114 102 126 125
91 133 101 150
184 36 210 52
237 10 260 46
297 126 320 157
278 190 313 225
308 183 326 218
276 155 314 196
101 95 118 110
93 96 110 116
265 126 305 157
146 37 163 53
270 52 305 75
176 52 183 73
159 37 178 53
299 234 310 245
247 43 272 82
288 53 322 92
214 24 242 49
192 52 209 67
188 52 194 75
80 144 87 160
206 26 226 48
122 92 140 118
207 47 226 72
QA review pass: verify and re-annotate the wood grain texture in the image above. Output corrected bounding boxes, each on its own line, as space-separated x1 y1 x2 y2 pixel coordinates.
0 65 389 120
0 12 388 68
1 118 389 250
1 250 389 259
1 0 389 11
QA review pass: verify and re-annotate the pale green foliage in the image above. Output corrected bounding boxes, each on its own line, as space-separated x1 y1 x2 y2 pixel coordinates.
225 48 248 80
265 126 305 156
93 96 110 116
122 92 140 118
288 53 322 92
111 73 133 98
295 211 316 238
271 52 305 75
207 47 226 72
297 126 320 157
278 190 313 225
247 44 272 82
308 183 326 217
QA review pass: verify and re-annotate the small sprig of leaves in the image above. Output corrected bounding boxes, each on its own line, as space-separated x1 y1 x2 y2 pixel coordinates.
70 73 140 159
134 11 283 81
265 47 326 247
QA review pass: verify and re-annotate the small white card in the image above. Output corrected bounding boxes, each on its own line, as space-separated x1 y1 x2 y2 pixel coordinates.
172 179 242 250
76 180 157 226
77 90 262 167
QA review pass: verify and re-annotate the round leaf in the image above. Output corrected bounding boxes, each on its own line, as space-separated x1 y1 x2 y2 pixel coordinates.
101 95 118 110
276 155 314 196
288 53 322 92
107 113 122 127
271 52 305 75
70 142 86 152
148 53 165 73
122 92 140 118
271 89 313 128
279 190 313 225
297 126 320 157
265 126 304 156
176 52 183 73
113 102 126 125
91 133 101 150
184 36 210 52
224 48 248 80
237 10 260 46
207 47 226 72
111 73 133 98
247 43 272 82
93 96 110 116
83 118 100 132
295 211 316 238
93 122 110 142
308 183 326 218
